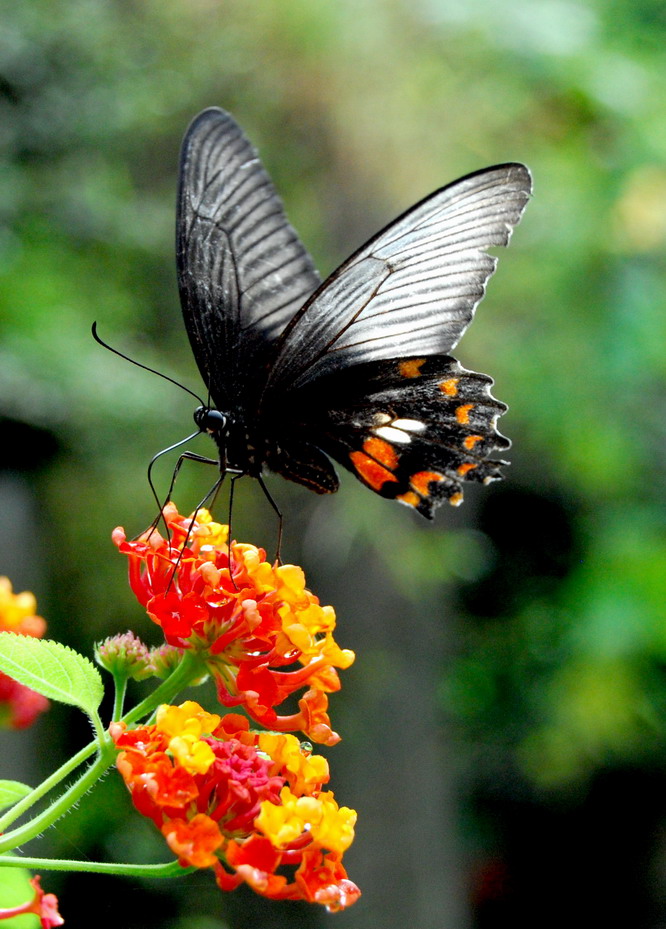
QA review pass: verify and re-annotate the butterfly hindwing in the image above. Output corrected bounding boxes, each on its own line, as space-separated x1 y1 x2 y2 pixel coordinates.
267 355 510 517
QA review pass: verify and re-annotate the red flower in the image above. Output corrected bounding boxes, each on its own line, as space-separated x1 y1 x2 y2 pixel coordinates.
0 674 49 729
296 847 362 912
113 505 354 745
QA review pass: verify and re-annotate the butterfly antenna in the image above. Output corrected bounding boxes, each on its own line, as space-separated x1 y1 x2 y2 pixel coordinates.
91 321 207 407
257 475 283 565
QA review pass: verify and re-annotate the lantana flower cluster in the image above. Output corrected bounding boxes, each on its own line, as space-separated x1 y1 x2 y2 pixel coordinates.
107 505 360 910
0 577 49 729
111 700 360 911
113 504 355 746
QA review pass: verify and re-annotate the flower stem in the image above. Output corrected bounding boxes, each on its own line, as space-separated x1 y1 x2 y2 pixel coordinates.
0 739 98 834
0 854 190 879
121 649 203 726
112 673 128 721
0 741 116 854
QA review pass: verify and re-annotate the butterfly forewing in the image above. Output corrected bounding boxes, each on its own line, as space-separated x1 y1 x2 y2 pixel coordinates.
265 164 531 391
177 107 321 408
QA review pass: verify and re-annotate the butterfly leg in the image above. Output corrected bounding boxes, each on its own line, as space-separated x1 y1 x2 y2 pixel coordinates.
165 471 232 590
178 465 245 544
147 447 218 540
147 430 208 510
257 475 283 565
224 471 250 589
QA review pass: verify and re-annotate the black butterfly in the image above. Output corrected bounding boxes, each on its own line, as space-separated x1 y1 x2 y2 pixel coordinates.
176 107 531 519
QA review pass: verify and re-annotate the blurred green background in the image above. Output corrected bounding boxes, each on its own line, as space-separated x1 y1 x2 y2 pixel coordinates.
1 1 666 927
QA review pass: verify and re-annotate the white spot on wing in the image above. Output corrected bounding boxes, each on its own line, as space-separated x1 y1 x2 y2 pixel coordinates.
392 418 426 433
374 426 412 444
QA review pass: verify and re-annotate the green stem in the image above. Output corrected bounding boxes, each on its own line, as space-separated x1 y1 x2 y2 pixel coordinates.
112 673 128 721
0 740 98 834
121 649 203 726
0 855 191 879
90 708 106 745
0 742 116 854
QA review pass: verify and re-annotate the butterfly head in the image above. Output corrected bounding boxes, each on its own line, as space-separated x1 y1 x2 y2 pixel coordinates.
194 406 229 437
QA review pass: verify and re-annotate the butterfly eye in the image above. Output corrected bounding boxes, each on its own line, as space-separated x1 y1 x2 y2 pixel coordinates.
194 406 228 435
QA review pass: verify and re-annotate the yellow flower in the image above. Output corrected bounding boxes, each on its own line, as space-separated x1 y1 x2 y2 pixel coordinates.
156 701 221 740
256 787 310 846
154 701 221 775
168 734 217 775
190 510 229 548
0 577 46 637
256 787 357 855
258 732 329 794
309 792 357 854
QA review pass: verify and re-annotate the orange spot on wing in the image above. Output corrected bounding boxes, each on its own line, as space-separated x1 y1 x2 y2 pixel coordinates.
398 358 426 379
455 403 474 425
463 434 483 450
397 491 420 508
448 492 463 506
457 462 478 476
409 471 444 496
363 437 399 470
349 452 399 491
439 378 459 397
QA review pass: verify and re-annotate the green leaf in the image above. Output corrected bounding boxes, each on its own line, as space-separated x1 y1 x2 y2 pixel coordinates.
0 634 104 717
0 781 32 813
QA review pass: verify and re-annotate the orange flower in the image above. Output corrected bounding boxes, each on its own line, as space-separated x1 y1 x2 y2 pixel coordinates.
162 813 224 867
113 504 354 745
112 701 360 912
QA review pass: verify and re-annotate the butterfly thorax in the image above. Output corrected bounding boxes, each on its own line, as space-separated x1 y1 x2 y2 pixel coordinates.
194 406 261 475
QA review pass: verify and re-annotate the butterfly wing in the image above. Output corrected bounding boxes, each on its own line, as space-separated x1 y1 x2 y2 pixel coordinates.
265 163 531 392
259 163 531 514
176 108 321 410
264 355 510 517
